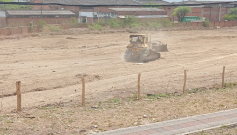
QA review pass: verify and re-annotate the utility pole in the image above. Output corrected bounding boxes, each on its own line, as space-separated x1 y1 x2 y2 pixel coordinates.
41 7 42 19
98 8 100 22
218 4 222 21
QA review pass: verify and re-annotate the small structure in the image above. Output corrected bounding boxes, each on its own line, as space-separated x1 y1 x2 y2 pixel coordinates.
5 10 77 26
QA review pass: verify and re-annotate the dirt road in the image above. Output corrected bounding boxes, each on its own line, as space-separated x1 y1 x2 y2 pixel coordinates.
1 28 237 111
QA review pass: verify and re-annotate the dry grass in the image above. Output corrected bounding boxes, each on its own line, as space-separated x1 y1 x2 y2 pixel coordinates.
1 86 237 135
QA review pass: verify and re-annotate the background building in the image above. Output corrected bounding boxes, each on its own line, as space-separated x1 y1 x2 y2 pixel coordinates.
3 10 77 27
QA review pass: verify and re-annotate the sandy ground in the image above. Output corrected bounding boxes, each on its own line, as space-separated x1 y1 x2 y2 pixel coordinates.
1 84 237 134
1 28 237 111
1 28 237 134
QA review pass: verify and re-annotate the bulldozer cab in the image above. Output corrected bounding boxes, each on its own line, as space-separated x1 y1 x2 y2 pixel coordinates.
127 34 168 52
129 34 148 44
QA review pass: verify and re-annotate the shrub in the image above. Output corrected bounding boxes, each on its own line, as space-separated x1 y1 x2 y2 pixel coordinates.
49 25 62 32
87 17 173 29
96 19 106 25
142 18 172 28
105 18 122 28
37 20 47 29
121 15 141 28
222 8 237 21
159 18 173 27
30 21 34 31
61 17 80 28
203 19 210 27
88 22 102 30
223 14 237 21
147 21 161 28
69 17 79 27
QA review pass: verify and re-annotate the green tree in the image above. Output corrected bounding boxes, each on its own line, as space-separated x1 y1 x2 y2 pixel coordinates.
203 19 210 27
228 8 237 15
172 6 191 22
223 8 237 21
144 2 161 9
0 0 32 10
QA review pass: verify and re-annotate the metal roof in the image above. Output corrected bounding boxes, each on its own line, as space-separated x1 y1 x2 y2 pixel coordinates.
136 15 168 18
172 1 235 5
6 10 76 16
110 8 165 11
119 15 168 18
41 0 171 5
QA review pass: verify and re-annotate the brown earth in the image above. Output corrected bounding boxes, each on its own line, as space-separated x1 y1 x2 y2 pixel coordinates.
1 27 237 134
1 28 237 111
1 85 237 135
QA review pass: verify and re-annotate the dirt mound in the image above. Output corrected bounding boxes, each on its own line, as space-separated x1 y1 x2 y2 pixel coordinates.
66 37 78 39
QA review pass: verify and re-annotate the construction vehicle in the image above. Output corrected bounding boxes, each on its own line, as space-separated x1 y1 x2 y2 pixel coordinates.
124 34 168 62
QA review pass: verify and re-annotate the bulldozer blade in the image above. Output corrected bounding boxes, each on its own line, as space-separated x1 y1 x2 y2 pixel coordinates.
153 45 169 52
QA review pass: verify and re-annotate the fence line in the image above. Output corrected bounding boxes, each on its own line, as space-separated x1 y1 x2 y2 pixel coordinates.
6 65 236 112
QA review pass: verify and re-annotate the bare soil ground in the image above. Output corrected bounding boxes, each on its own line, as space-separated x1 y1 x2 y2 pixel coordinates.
1 86 237 135
1 28 237 134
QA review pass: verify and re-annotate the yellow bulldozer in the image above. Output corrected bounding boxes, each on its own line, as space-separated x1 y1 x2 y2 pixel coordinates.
124 34 168 62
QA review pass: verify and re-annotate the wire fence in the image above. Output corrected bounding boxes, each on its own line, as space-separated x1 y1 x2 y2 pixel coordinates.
0 64 236 114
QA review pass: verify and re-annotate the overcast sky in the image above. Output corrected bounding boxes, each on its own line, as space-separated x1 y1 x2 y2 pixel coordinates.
164 0 236 2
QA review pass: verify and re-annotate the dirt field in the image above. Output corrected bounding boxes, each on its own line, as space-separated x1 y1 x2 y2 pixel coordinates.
1 27 237 134
1 28 237 111
1 83 237 134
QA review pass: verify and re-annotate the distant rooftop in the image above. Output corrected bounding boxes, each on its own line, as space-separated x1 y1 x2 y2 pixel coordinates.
110 8 165 11
40 0 171 5
172 1 235 5
6 10 77 17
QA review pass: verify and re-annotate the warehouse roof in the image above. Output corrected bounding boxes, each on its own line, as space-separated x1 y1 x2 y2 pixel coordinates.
40 0 171 5
110 8 165 11
7 10 76 16
172 1 235 5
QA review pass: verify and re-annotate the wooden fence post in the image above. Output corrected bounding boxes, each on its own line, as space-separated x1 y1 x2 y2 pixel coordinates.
222 66 225 88
82 77 85 106
183 70 187 94
16 81 21 112
138 73 141 100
